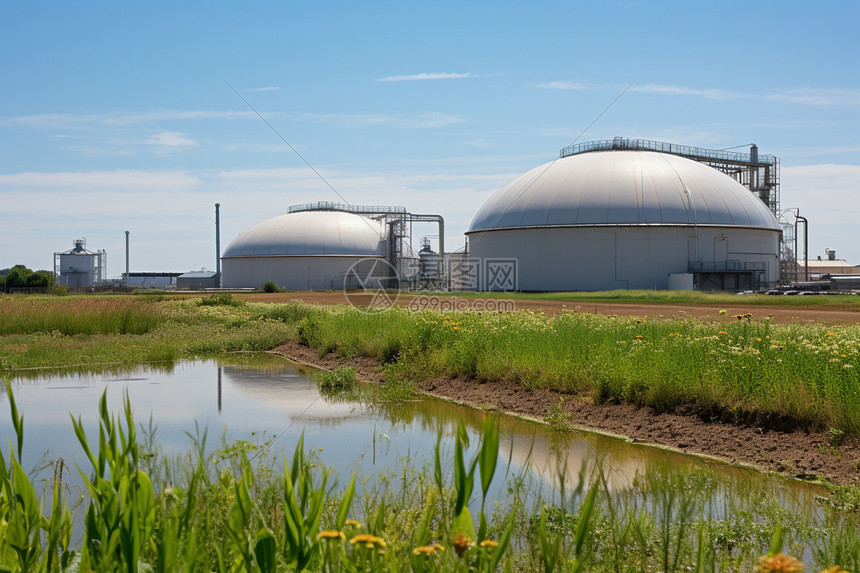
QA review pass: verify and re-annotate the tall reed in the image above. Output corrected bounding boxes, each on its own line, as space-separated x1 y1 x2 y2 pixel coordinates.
0 384 857 571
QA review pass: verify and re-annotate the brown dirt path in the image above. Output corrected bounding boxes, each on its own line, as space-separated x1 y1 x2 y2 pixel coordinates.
271 339 860 486
240 291 860 325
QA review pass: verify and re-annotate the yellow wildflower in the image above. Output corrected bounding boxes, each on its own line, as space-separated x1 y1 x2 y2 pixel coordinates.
821 566 848 573
756 553 804 572
479 539 499 548
316 530 345 541
718 331 728 335
413 545 439 555
635 335 644 340
345 520 362 528
350 533 387 549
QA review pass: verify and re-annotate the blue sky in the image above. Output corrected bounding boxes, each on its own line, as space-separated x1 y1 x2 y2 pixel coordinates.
3 0 859 274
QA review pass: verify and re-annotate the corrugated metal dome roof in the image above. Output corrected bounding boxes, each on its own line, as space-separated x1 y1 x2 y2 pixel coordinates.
468 151 779 233
223 210 384 257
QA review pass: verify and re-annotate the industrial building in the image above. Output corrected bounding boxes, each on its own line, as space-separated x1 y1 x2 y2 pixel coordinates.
795 249 858 280
466 138 783 291
220 202 443 291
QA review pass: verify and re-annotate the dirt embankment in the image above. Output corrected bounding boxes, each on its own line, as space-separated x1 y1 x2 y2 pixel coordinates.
260 292 860 485
270 338 860 487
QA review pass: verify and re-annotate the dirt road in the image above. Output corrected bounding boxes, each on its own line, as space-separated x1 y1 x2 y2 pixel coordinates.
242 291 860 325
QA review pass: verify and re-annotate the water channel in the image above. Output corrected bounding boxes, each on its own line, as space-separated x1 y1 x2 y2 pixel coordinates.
0 354 826 522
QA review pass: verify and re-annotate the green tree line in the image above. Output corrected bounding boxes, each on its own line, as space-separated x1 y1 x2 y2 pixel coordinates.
0 265 54 290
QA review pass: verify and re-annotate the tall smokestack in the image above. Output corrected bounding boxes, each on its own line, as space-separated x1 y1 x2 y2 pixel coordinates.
215 203 221 288
125 231 130 286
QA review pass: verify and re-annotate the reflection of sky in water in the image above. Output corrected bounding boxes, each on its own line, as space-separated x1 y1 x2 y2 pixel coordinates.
0 358 826 519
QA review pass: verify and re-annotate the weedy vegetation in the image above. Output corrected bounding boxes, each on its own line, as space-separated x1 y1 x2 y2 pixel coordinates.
2 294 860 571
255 302 860 436
1 383 858 572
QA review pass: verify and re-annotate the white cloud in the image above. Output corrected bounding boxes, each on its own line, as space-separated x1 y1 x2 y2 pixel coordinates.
0 161 520 273
0 170 200 191
630 84 742 99
243 86 280 92
534 81 860 108
300 112 462 129
147 131 198 147
2 110 258 129
767 88 860 107
536 81 586 91
376 72 474 82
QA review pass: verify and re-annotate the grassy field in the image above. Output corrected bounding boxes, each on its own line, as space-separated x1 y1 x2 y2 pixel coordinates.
2 293 860 571
0 293 294 371
1 292 858 434
257 302 860 436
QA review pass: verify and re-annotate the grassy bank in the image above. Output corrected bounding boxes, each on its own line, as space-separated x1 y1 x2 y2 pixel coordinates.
0 294 296 371
257 302 860 436
2 294 859 434
1 384 857 572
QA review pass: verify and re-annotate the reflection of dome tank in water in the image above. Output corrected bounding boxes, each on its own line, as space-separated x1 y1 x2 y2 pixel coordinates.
466 142 781 292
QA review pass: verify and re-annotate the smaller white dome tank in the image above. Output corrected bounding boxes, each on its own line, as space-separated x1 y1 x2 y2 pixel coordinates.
221 210 385 290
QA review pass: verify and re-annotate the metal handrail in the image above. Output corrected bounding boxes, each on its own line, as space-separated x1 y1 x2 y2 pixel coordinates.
687 260 768 273
288 201 407 214
561 138 777 165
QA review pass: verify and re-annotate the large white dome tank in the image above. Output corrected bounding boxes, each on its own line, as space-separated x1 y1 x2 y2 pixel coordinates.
466 150 781 291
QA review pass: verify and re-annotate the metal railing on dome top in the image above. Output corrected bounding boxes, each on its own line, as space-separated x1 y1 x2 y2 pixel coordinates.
288 201 407 214
560 137 777 166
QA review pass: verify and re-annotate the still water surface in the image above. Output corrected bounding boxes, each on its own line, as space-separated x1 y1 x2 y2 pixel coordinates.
0 355 824 517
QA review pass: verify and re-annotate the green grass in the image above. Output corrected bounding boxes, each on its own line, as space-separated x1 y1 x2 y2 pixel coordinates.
0 295 295 371
3 295 859 436
256 302 860 435
0 295 164 335
1 386 858 572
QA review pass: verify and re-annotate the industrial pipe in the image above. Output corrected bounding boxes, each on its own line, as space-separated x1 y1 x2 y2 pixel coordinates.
796 214 808 282
125 231 130 286
215 203 221 288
